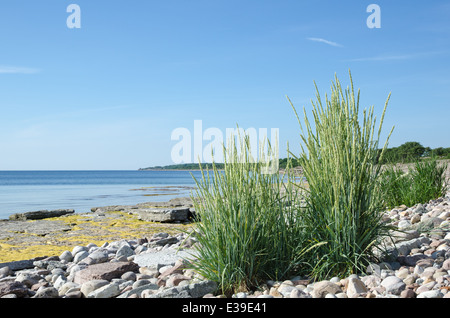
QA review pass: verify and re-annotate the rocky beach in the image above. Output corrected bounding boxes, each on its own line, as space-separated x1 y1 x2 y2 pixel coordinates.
0 186 449 300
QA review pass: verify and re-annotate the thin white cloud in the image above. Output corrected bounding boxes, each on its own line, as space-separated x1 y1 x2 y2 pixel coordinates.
0 66 40 74
307 37 343 47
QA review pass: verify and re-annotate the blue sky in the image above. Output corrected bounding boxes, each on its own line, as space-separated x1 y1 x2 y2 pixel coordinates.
0 0 449 170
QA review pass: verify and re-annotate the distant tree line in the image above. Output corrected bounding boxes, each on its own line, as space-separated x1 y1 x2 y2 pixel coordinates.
140 142 449 170
140 158 301 170
377 141 450 164
139 163 224 170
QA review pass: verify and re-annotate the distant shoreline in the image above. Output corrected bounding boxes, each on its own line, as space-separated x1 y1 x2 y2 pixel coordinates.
138 168 204 171
138 163 224 171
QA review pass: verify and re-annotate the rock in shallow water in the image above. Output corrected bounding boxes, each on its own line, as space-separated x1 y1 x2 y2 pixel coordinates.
9 209 75 221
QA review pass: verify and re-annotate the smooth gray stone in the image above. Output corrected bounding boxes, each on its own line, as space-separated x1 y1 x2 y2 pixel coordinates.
9 209 75 221
137 208 190 223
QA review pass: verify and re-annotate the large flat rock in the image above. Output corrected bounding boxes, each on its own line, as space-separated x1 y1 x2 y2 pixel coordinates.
137 207 191 223
0 281 29 298
0 220 72 240
0 257 46 271
9 209 75 221
133 249 196 268
90 196 196 223
73 261 139 284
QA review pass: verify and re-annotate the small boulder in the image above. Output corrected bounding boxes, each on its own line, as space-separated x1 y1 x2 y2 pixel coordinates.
311 281 342 298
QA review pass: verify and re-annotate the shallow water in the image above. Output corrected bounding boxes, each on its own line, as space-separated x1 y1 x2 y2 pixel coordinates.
0 170 202 219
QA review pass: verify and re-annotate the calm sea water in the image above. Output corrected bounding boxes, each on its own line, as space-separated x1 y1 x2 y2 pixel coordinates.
0 170 203 220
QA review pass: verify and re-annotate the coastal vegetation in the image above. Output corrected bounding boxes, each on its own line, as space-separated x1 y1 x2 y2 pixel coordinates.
379 158 448 208
377 141 450 164
188 71 449 295
139 160 300 170
286 71 394 280
139 163 225 170
140 142 449 171
189 137 314 296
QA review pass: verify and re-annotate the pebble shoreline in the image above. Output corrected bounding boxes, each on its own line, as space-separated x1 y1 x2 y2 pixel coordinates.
0 192 450 299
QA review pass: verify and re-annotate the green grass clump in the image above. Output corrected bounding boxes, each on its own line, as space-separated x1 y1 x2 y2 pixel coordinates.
188 135 313 296
186 71 447 294
380 158 448 208
287 71 395 280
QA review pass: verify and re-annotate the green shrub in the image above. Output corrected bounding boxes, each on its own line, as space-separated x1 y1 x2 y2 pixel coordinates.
378 141 427 164
287 71 395 279
380 158 448 208
378 164 411 208
188 135 313 296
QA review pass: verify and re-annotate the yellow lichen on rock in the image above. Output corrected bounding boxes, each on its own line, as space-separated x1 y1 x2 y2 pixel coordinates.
0 241 72 263
0 210 193 263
